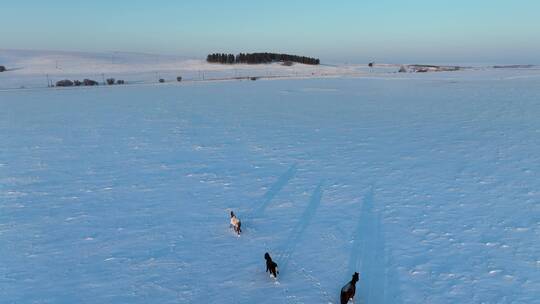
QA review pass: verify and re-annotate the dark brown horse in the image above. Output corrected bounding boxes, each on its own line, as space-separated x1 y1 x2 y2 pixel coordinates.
340 272 359 304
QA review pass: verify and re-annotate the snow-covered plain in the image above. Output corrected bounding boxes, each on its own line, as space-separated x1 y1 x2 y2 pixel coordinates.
1 52 540 304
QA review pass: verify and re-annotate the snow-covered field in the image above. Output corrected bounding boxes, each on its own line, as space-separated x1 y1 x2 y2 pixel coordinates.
1 52 540 303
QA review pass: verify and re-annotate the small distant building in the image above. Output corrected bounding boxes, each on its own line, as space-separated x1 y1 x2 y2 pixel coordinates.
159 78 165 83
116 79 125 85
407 64 460 73
177 76 182 82
56 79 74 87
0 66 6 72
106 78 115 85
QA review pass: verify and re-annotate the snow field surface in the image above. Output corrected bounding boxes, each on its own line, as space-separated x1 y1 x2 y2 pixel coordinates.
1 75 540 303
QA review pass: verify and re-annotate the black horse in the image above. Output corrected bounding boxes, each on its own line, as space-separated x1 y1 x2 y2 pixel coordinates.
340 272 359 304
264 252 279 278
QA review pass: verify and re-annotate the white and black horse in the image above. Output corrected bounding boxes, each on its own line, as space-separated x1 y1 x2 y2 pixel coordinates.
230 211 242 235
264 252 279 278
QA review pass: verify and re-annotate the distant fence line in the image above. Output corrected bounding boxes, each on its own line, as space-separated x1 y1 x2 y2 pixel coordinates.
0 66 357 91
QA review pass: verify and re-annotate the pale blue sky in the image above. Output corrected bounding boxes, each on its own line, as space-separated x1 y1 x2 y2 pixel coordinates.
1 0 539 63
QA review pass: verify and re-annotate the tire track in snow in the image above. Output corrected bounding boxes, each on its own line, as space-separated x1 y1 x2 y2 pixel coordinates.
348 187 401 304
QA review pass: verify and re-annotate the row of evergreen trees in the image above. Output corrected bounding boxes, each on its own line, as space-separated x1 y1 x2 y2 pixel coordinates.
207 53 320 65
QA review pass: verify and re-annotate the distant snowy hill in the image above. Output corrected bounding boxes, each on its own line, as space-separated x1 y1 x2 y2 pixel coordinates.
0 49 352 89
0 49 193 74
1 49 539 90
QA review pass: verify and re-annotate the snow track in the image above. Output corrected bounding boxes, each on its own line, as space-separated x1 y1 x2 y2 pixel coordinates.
294 261 336 304
273 183 332 304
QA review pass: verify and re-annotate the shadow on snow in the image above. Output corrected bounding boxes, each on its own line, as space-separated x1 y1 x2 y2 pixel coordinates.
348 187 402 304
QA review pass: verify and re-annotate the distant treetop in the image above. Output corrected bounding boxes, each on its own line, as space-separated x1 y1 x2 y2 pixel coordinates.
207 53 320 65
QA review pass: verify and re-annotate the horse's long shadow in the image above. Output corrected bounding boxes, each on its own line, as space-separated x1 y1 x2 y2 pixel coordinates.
277 182 324 274
250 163 297 218
347 187 402 304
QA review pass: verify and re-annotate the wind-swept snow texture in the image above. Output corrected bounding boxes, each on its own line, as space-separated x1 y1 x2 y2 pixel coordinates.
1 75 540 303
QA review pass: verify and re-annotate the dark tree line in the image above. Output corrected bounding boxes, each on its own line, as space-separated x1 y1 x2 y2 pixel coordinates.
207 53 320 65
